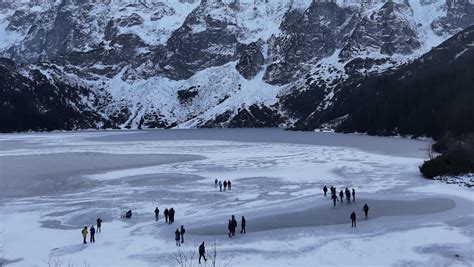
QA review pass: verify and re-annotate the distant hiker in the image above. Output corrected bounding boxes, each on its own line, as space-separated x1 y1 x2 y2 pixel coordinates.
363 204 369 219
90 225 96 243
154 207 160 222
169 208 175 224
228 220 233 237
219 181 223 192
345 188 351 203
331 186 336 196
231 215 237 236
339 190 344 203
228 180 232 190
331 194 338 207
180 225 186 243
198 242 207 264
164 208 169 223
323 186 328 197
223 180 228 191
350 212 357 227
125 210 132 218
240 216 246 234
96 218 102 233
215 179 218 187
82 226 88 244
330 186 334 195
175 229 181 246
352 188 355 202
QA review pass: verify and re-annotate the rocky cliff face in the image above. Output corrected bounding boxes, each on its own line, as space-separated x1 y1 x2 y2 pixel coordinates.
0 0 472 132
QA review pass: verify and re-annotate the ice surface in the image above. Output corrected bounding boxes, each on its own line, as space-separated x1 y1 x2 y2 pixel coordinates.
0 129 472 266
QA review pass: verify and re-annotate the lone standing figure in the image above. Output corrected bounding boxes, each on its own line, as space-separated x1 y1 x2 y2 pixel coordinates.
350 212 357 227
82 226 88 244
154 207 160 222
90 225 96 243
96 218 102 233
240 216 246 234
363 203 369 219
180 225 186 243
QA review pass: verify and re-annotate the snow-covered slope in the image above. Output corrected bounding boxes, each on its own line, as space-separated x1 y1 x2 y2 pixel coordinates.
0 0 473 130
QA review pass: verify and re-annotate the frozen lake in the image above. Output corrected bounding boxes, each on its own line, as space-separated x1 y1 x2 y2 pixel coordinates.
0 129 473 266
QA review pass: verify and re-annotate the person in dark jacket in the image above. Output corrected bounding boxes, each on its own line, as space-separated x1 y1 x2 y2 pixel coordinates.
199 242 207 264
240 216 246 234
331 193 338 207
96 218 102 233
164 208 169 223
363 204 369 219
352 188 356 202
223 180 228 191
180 225 186 243
125 210 132 218
228 220 233 237
175 229 181 246
169 208 175 224
345 188 351 203
231 215 237 236
154 207 160 222
228 180 232 190
215 179 218 187
219 181 223 192
339 190 344 203
323 186 328 197
350 212 357 227
90 225 96 243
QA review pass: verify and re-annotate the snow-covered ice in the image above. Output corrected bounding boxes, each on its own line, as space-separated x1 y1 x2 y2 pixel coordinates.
0 129 472 266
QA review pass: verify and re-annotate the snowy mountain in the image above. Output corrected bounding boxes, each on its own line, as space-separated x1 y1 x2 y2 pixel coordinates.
0 0 473 132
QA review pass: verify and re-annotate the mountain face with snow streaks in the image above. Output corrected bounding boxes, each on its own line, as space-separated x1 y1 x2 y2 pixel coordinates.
0 0 473 133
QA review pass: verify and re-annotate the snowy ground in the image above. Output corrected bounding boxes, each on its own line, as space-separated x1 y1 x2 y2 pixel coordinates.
0 129 473 267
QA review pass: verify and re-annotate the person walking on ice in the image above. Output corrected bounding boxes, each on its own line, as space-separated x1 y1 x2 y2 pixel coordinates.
363 203 369 219
180 225 186 243
223 180 227 191
96 218 102 233
331 193 338 207
240 216 246 234
339 190 344 203
175 228 181 246
154 207 160 222
345 188 351 203
350 211 357 227
323 185 328 197
82 226 88 244
219 181 223 192
352 188 355 202
215 178 218 187
199 242 207 264
90 225 96 243
228 180 232 190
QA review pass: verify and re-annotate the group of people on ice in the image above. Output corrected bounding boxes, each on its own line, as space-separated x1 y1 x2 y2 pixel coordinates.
174 225 186 246
81 218 102 244
324 185 356 206
153 207 176 224
227 215 246 237
323 185 370 227
215 178 232 191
